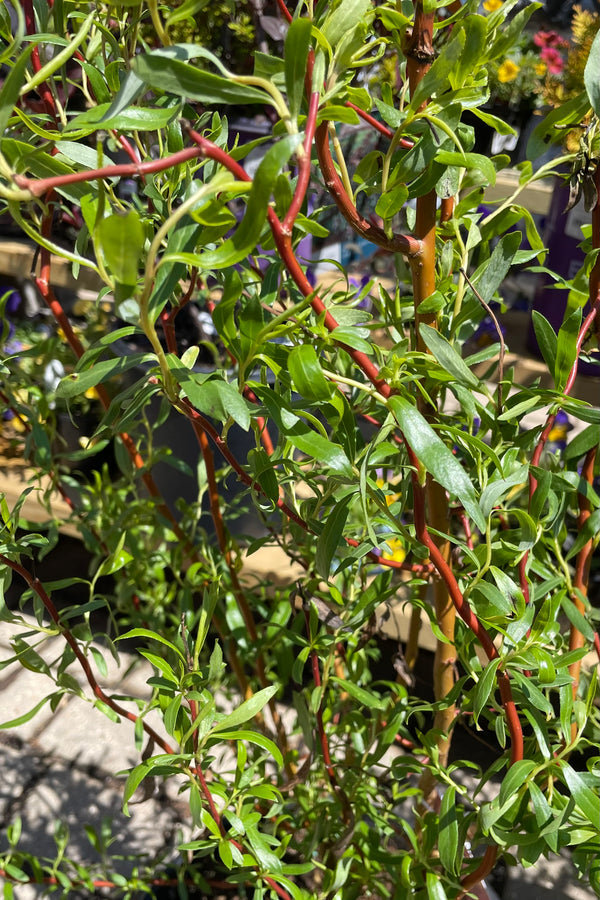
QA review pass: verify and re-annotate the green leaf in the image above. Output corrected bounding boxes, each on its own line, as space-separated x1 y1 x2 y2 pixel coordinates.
164 694 183 736
330 677 387 710
316 104 360 125
89 646 108 679
138 651 179 684
287 424 353 477
561 764 600 824
435 150 496 187
438 786 460 874
331 326 373 354
64 102 179 136
209 729 283 768
563 424 600 461
388 396 485 532
375 183 409 220
468 107 517 137
561 396 600 424
560 594 595 641
426 871 448 900
214 685 278 732
527 92 591 158
117 628 187 662
101 69 145 122
511 670 553 716
285 17 312 123
419 324 480 389
471 581 514 617
315 498 351 578
200 134 302 268
170 367 251 431
56 353 155 400
479 465 528 518
93 699 121 723
288 345 334 402
473 658 501 724
464 231 522 307
133 53 268 106
96 211 145 286
122 754 183 815
11 638 51 676
584 30 600 116
498 759 537 807
322 0 371 47
166 0 210 26
565 508 600 562
554 308 582 392
0 694 54 729
531 310 558 374
0 44 35 139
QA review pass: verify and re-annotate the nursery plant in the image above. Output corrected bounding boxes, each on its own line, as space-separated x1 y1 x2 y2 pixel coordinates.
0 0 599 897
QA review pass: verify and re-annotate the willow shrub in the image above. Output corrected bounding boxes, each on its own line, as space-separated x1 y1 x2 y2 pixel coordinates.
0 0 599 897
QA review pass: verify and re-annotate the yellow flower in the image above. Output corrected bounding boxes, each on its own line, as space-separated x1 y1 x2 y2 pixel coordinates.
382 537 406 564
483 0 503 10
535 62 547 76
497 59 520 82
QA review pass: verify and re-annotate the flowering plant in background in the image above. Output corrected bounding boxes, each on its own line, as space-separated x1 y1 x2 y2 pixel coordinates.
485 4 599 121
486 28 567 110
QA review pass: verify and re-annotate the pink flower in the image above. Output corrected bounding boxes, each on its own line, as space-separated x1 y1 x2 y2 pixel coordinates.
540 46 565 73
533 29 569 48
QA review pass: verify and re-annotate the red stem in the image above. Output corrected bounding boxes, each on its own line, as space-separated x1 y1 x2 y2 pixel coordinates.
344 102 414 148
283 91 320 233
568 444 598 701
14 147 206 196
0 555 175 754
22 0 57 120
313 122 419 257
274 0 292 22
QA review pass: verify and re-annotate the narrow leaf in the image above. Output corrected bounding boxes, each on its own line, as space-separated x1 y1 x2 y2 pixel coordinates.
561 764 600 824
116 627 187 661
388 396 485 531
531 310 558 374
0 45 35 138
288 344 333 402
56 354 156 400
315 498 351 578
96 211 145 286
214 685 278 732
438 786 460 874
554 308 582 392
133 54 268 105
285 18 312 122
473 658 501 724
0 694 54 729
419 324 480 389
498 759 537 807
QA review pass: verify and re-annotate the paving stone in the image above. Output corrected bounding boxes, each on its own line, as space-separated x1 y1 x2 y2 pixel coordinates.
34 695 158 773
16 759 181 877
0 666 68 741
0 616 67 665
0 743 42 823
504 850 597 900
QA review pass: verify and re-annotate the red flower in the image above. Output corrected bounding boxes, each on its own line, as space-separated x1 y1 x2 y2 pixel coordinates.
540 46 565 73
533 29 569 48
